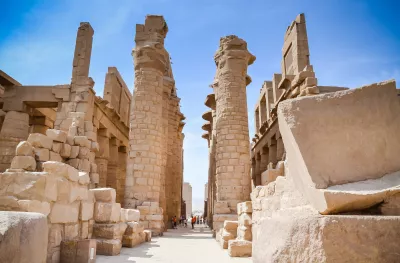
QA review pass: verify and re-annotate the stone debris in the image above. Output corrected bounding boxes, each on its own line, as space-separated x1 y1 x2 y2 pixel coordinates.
0 211 48 263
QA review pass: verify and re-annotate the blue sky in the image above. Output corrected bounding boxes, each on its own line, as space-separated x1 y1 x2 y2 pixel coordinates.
1 0 399 211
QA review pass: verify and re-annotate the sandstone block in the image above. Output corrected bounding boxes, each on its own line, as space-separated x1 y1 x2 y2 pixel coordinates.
215 207 231 214
278 80 400 214
34 148 50 162
238 213 252 226
80 201 94 221
78 147 90 159
144 230 152 242
52 142 62 153
237 225 252 241
125 222 144 235
120 208 140 222
96 239 121 256
46 129 67 143
0 211 48 263
43 161 79 182
224 220 238 231
48 224 63 250
60 239 96 263
0 171 57 202
50 151 62 162
145 214 163 221
49 202 79 223
122 233 144 248
94 202 121 223
93 222 127 239
78 158 90 172
60 143 71 158
80 221 89 239
10 156 36 171
237 201 252 215
15 141 34 157
74 136 91 148
78 171 90 185
253 213 400 263
27 133 53 149
64 223 79 240
228 240 252 257
90 188 116 203
67 158 80 169
0 196 19 210
17 200 51 216
70 146 79 158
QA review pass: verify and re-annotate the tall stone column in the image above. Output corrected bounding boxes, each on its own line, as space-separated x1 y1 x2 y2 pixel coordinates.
212 36 255 231
166 96 181 223
116 146 127 205
96 128 109 187
160 78 173 229
125 15 169 235
106 137 118 189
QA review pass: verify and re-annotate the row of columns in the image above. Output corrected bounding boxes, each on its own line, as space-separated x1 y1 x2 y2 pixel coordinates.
251 132 284 187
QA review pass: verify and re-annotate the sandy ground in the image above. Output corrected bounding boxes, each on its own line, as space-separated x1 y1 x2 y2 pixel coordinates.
96 224 252 263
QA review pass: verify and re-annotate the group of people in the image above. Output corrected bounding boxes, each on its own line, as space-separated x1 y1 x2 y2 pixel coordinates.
171 215 204 229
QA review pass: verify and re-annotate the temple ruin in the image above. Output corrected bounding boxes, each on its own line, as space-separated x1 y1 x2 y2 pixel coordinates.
0 11 399 263
0 15 184 262
203 13 400 260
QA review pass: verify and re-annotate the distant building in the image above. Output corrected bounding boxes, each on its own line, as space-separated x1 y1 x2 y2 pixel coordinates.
182 182 192 218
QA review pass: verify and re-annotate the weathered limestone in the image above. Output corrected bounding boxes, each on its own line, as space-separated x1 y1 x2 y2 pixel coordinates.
0 211 48 263
278 80 400 214
211 35 254 232
253 214 400 263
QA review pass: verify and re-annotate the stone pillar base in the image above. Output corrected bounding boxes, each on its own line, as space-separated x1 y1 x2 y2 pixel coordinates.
136 201 164 236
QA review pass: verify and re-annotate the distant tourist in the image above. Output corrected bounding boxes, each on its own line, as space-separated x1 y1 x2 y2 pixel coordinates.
191 216 196 229
173 216 177 229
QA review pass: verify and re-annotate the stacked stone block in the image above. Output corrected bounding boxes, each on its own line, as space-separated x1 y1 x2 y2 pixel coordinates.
216 220 238 249
228 201 252 257
0 144 96 263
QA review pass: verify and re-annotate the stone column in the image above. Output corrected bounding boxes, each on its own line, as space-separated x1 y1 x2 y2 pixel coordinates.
125 15 169 235
269 137 278 167
212 35 255 231
276 132 284 162
106 137 118 189
116 146 127 205
259 146 269 184
160 79 172 229
255 153 262 186
96 128 109 187
0 111 30 172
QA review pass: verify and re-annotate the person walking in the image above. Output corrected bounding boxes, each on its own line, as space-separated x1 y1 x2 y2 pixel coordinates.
191 216 196 229
173 216 177 229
